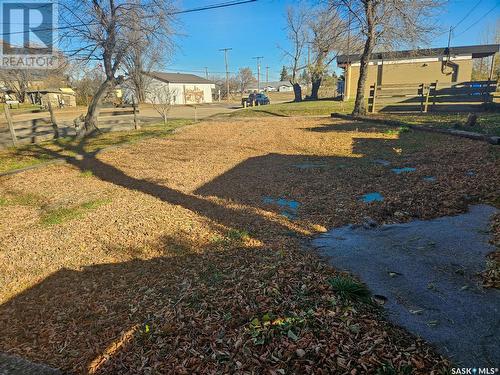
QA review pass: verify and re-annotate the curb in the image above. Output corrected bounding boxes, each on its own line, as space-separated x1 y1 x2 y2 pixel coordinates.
330 113 500 145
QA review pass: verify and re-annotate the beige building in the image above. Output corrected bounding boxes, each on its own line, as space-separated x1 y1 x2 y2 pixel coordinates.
338 44 499 99
27 88 77 107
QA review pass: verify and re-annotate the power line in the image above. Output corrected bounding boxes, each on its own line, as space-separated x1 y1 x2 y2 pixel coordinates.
454 3 498 36
451 0 482 31
0 0 258 37
169 0 257 15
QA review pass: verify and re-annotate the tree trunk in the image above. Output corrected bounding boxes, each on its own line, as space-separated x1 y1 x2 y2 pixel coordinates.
292 83 302 102
83 80 112 136
352 1 375 116
310 75 322 100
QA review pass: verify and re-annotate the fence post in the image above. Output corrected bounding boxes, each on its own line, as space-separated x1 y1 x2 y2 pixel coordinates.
482 80 494 104
368 83 377 113
47 100 59 139
133 101 140 130
423 84 431 113
419 83 424 112
432 80 438 110
3 103 18 147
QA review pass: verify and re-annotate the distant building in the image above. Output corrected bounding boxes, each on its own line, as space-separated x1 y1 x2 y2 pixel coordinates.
248 81 294 93
0 87 17 103
27 88 77 107
337 44 499 99
140 72 215 105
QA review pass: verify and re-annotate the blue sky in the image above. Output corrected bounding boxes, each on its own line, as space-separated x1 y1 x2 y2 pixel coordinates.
169 0 499 80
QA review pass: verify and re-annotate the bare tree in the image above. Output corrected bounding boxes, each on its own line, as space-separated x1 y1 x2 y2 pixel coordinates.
0 58 69 103
122 4 174 104
331 0 444 115
307 6 347 100
152 86 176 126
282 6 309 102
123 48 160 104
60 0 176 136
0 70 32 103
236 67 256 93
73 66 106 106
472 20 500 81
212 74 239 99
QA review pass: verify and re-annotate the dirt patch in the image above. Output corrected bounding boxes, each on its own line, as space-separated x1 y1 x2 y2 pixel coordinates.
0 117 499 374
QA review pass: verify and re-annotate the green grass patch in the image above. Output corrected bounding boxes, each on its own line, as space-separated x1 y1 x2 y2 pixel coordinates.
376 363 413 375
383 112 500 136
0 192 43 207
80 170 93 178
384 126 410 135
328 275 371 303
40 198 111 226
0 119 194 174
226 228 250 241
227 99 354 118
0 103 41 114
248 313 305 345
40 206 85 225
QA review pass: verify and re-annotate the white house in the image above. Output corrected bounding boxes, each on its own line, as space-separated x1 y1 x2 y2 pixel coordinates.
142 72 215 105
247 81 294 93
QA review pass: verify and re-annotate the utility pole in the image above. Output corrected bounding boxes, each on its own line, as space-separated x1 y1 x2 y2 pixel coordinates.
265 66 269 87
204 67 209 80
219 48 232 102
344 5 351 101
253 56 263 92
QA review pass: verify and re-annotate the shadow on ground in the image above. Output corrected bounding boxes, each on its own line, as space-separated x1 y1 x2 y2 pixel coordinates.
1 120 498 373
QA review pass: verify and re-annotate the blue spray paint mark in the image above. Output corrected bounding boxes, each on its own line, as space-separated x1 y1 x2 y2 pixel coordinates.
466 170 476 177
373 159 391 166
361 192 384 203
391 167 416 174
263 196 300 219
262 197 274 205
423 176 437 182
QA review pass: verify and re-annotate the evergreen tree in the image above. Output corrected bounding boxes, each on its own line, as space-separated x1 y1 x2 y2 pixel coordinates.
280 66 290 81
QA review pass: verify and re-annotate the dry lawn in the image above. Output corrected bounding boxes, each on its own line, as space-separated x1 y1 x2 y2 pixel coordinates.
0 117 499 374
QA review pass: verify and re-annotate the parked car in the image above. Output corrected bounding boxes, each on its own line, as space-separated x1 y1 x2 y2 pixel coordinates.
255 93 270 105
243 92 270 107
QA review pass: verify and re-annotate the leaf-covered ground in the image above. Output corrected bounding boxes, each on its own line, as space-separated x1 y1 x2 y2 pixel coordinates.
0 117 498 374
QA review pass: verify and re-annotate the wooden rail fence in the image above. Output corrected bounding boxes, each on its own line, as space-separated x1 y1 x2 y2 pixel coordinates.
367 80 497 113
1 104 140 148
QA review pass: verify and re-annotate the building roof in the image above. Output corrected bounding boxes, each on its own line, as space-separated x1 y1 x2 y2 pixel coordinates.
249 81 293 90
148 72 213 84
26 87 76 95
337 44 500 65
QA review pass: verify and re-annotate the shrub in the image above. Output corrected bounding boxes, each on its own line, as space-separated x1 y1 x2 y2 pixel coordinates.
328 275 371 303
